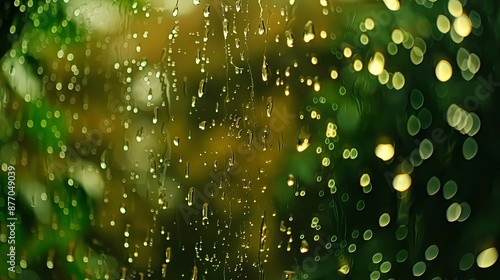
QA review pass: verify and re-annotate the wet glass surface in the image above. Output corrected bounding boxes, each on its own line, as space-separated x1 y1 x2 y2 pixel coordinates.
1 0 500 279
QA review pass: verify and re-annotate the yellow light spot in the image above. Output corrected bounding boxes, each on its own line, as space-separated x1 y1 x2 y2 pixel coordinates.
365 18 375 30
435 60 453 82
303 21 315 43
446 202 462 222
287 174 295 187
314 80 321 92
360 173 370 187
378 70 389 85
368 52 385 76
391 29 404 44
326 122 337 138
330 70 338 79
392 72 405 90
454 14 472 37
360 33 369 45
393 174 411 192
353 59 363 71
383 0 400 11
437 15 451 34
338 264 350 274
477 247 498 268
379 213 391 227
311 56 318 65
448 0 463 17
343 47 352 58
375 144 394 161
297 138 311 152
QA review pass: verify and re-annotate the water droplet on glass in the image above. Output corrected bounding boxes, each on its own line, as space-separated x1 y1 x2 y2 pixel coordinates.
477 247 498 268
198 79 206 98
296 128 311 152
300 239 309 253
285 29 294 47
187 187 194 206
202 203 209 225
262 56 269 82
147 88 153 101
165 247 172 263
266 96 273 117
136 127 144 142
303 21 315 43
199 121 207 130
258 20 266 35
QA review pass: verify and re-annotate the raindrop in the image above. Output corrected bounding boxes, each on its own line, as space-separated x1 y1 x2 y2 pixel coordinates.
198 79 206 98
153 107 159 124
303 21 315 43
202 203 209 225
187 187 194 206
266 96 273 117
136 127 144 143
147 88 153 101
262 56 270 82
258 19 266 35
222 18 229 39
300 239 309 253
191 264 198 280
165 247 172 263
199 121 207 130
285 29 294 47
123 140 129 151
283 270 296 279
296 129 311 152
172 5 179 17
185 162 190 178
203 4 210 17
